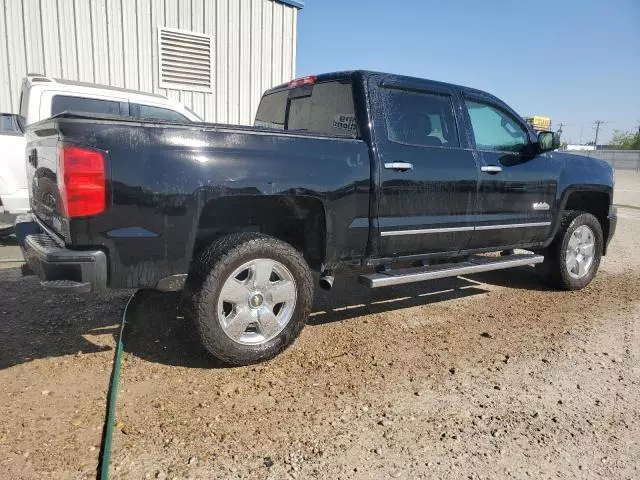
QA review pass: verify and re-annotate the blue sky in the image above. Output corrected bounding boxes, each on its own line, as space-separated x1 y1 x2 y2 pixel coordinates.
296 0 640 144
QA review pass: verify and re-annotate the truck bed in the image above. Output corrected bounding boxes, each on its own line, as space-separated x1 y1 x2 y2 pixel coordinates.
24 113 371 288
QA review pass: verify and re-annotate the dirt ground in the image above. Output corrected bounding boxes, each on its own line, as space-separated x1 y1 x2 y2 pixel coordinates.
1 189 639 479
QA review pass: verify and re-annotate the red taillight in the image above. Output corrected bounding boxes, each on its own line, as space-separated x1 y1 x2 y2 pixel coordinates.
58 145 106 218
288 75 316 88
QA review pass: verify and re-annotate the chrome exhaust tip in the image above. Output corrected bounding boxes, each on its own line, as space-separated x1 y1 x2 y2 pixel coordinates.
319 273 334 290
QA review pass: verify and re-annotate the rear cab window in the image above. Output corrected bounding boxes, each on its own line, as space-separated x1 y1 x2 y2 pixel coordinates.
255 90 287 130
255 79 358 138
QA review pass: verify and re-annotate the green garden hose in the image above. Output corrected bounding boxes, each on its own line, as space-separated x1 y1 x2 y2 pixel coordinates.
97 291 137 480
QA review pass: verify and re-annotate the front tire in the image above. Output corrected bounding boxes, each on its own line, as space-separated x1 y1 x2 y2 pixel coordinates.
536 211 603 290
188 232 314 366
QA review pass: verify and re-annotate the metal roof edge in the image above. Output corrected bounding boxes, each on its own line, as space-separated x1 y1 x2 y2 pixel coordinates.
276 0 304 9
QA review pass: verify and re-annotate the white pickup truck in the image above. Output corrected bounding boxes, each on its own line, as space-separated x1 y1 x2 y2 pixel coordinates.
0 74 201 235
0 113 27 235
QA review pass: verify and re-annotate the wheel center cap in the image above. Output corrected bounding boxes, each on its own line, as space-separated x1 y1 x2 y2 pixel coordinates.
249 293 264 308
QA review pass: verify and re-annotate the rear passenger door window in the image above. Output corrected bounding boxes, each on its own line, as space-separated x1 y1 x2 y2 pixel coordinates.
51 95 122 116
465 100 529 153
381 88 459 148
131 103 190 122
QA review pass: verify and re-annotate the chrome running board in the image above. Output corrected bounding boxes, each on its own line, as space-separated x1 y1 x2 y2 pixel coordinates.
359 254 544 288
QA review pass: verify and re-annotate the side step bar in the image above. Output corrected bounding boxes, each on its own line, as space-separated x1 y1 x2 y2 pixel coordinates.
40 279 92 293
359 253 544 288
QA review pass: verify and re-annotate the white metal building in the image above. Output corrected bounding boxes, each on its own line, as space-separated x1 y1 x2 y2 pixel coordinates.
0 0 302 125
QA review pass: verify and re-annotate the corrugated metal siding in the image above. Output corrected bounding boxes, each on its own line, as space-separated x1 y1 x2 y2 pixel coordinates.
0 0 298 125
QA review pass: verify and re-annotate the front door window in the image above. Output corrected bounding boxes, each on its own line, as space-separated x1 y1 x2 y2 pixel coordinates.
465 100 529 153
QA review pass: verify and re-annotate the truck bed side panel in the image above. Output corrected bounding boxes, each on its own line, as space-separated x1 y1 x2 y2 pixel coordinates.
29 118 371 288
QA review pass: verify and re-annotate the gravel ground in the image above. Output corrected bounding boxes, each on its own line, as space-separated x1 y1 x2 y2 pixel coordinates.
1 207 639 479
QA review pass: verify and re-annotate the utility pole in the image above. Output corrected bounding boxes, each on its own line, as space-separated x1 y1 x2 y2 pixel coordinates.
556 123 567 147
593 120 606 147
557 122 566 134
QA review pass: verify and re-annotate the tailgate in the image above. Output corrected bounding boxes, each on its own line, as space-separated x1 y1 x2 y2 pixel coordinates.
25 122 64 236
26 119 111 243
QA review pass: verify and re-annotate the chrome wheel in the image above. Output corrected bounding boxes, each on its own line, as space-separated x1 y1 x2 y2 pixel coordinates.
565 225 595 279
217 258 297 345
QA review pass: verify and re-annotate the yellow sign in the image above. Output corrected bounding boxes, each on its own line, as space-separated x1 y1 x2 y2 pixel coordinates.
524 116 551 131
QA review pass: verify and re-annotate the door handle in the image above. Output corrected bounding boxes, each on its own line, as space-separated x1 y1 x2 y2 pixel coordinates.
481 165 502 174
384 162 413 172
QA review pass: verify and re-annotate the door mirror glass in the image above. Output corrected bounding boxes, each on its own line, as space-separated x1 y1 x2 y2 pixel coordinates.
537 131 560 153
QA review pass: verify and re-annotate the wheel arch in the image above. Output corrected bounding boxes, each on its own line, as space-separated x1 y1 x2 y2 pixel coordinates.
551 186 612 254
190 195 328 270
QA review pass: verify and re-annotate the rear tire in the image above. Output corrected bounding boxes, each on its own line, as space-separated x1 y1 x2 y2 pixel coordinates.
536 210 603 290
187 232 314 366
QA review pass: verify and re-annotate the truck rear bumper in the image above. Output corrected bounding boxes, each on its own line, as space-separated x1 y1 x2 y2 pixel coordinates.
15 214 108 293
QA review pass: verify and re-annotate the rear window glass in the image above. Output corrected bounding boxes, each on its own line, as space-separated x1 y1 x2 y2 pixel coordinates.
382 88 459 148
51 95 121 116
255 81 358 138
255 90 287 129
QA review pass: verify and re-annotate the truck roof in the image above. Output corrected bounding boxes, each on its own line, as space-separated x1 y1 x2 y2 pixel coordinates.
19 74 202 123
23 74 168 99
265 70 503 103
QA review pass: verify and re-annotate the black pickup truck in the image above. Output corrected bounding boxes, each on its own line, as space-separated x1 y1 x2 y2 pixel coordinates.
17 70 616 365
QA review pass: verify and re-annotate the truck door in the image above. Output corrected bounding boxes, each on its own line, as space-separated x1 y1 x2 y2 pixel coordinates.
461 93 559 249
369 77 478 257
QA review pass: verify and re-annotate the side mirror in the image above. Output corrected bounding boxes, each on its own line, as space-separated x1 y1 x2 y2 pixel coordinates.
537 131 560 153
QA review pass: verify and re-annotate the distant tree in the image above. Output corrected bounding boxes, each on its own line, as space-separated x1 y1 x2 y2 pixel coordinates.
609 130 640 150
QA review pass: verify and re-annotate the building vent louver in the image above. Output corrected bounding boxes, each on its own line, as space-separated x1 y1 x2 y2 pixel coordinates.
158 27 213 92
